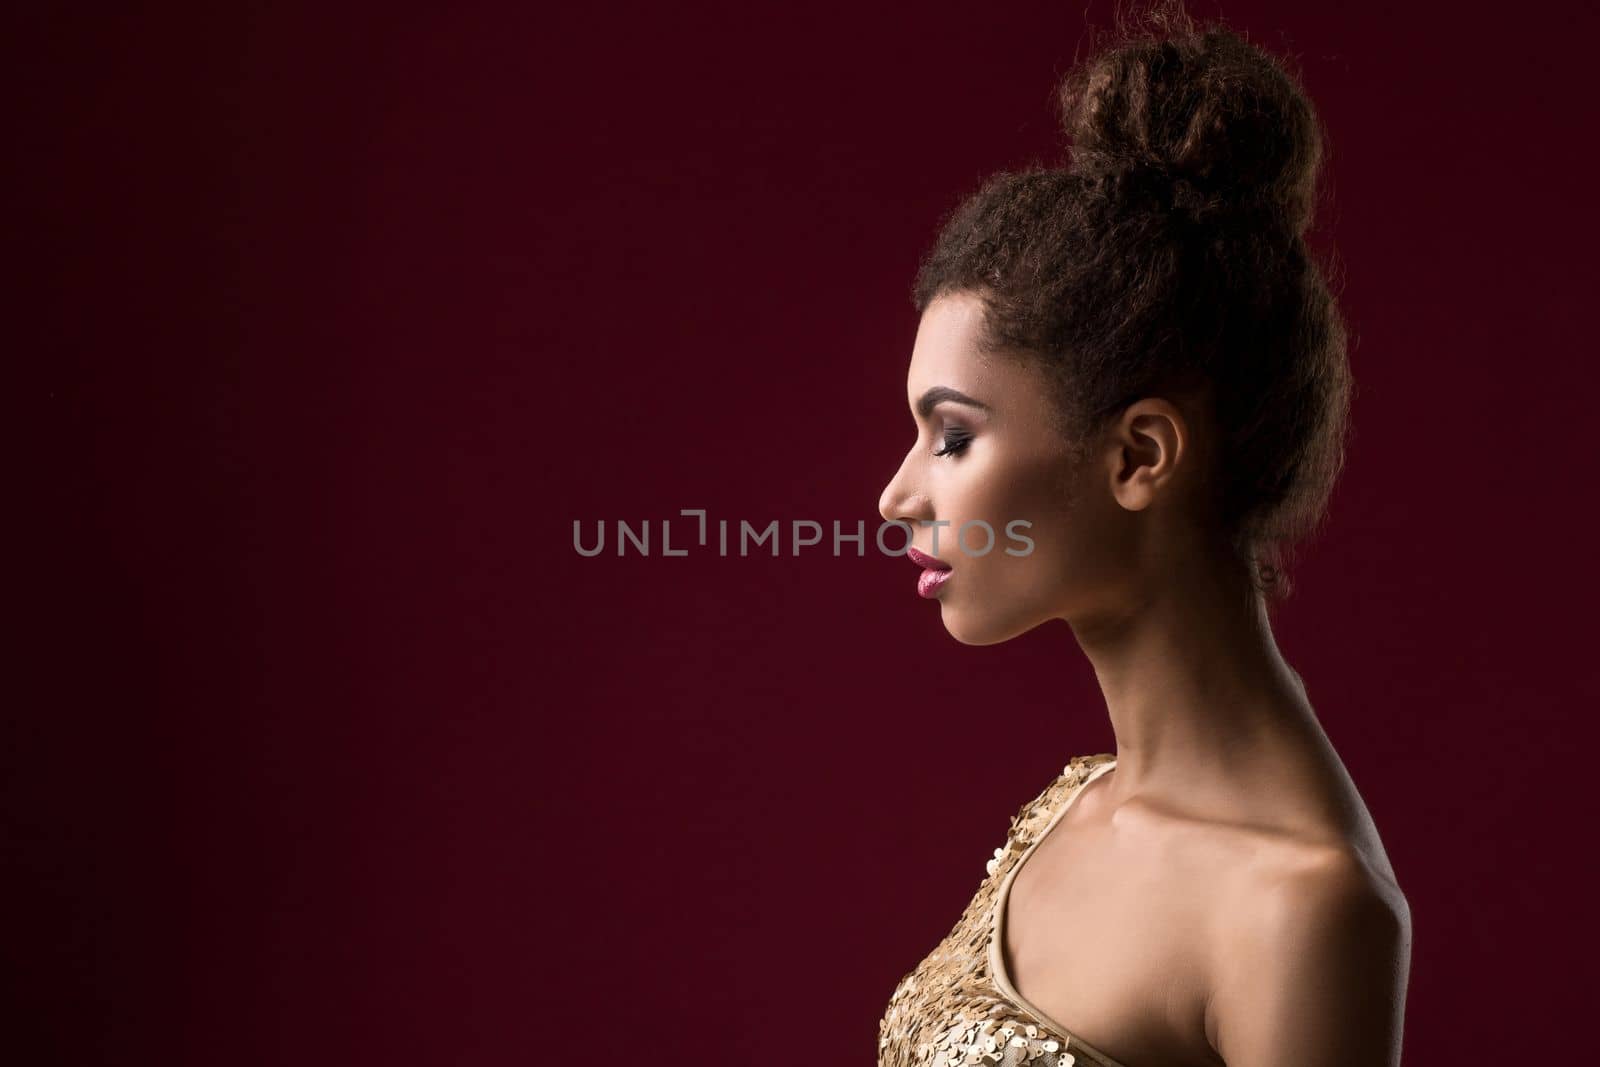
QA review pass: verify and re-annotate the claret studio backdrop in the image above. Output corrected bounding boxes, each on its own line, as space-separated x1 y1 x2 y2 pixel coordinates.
15 1 1599 1063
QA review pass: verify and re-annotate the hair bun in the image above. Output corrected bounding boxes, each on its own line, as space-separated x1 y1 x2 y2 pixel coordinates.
1058 4 1323 235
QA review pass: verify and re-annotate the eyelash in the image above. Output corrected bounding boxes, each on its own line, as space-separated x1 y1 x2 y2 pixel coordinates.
933 430 973 457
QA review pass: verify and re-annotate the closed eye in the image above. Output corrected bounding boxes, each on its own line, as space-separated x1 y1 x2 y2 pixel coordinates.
933 430 973 457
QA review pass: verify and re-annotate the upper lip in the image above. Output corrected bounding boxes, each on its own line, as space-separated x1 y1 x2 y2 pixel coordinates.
907 547 952 571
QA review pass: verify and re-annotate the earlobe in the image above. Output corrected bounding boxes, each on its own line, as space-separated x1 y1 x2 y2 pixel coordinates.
1108 438 1157 512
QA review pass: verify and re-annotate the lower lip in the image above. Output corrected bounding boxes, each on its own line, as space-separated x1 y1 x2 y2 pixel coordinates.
917 568 953 598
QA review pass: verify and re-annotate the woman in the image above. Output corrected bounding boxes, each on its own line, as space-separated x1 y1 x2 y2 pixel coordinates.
873 7 1410 1067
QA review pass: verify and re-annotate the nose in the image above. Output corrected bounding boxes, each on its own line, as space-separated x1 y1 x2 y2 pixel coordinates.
878 448 932 526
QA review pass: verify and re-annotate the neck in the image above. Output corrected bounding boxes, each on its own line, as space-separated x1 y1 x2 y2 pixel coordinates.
1066 529 1326 808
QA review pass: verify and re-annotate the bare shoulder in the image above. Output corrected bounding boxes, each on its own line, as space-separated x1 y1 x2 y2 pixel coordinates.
1204 837 1412 1066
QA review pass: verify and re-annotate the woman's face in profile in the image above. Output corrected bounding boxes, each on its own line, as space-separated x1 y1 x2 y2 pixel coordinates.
878 291 1129 645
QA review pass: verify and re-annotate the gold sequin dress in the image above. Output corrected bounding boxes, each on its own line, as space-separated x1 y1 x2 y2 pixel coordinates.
878 753 1127 1067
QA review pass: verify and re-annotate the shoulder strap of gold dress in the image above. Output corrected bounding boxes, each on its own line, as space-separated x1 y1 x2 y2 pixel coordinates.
1002 753 1116 854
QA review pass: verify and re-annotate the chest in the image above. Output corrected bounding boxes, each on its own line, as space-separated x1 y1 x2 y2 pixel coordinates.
999 823 1227 1067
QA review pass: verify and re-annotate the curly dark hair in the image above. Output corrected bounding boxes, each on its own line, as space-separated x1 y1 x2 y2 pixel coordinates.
911 1 1352 601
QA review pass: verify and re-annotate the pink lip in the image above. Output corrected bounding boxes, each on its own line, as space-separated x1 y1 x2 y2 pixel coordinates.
907 547 953 598
917 568 953 598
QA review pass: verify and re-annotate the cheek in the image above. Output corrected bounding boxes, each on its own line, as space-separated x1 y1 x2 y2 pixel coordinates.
947 454 1080 587
974 454 1078 550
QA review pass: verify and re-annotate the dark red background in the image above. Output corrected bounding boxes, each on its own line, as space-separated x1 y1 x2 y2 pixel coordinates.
15 1 1597 1062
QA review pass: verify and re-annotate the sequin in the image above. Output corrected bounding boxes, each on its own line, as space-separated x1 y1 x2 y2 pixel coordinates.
877 755 1124 1067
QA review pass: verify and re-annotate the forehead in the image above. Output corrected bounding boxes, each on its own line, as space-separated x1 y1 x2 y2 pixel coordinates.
907 292 1051 416
907 291 996 393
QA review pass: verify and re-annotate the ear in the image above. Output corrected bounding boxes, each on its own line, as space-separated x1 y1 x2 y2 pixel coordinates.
1105 398 1189 512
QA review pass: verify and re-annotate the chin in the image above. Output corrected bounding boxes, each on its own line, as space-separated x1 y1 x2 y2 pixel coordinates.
938 605 1037 646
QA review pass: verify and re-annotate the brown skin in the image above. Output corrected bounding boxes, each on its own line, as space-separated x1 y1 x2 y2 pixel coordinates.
878 292 1411 1067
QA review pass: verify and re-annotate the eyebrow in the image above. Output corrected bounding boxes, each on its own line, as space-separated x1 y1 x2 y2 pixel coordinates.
915 385 991 419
